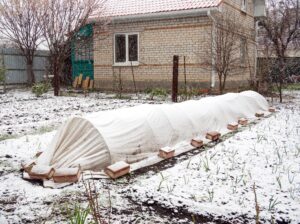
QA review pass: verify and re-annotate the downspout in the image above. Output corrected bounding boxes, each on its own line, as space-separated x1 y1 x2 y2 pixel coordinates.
207 10 216 88
254 20 259 87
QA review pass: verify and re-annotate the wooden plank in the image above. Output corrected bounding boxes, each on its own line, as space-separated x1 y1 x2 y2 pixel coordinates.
83 77 90 90
78 74 83 87
72 76 78 88
89 80 94 89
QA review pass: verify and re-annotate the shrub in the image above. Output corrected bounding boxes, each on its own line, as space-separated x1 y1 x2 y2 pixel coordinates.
0 69 5 83
0 66 5 83
148 88 168 100
32 82 51 97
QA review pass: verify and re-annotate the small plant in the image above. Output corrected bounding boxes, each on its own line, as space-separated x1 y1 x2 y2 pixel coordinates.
148 88 168 100
288 186 296 200
32 82 51 97
275 148 283 164
157 172 166 191
216 165 220 175
276 176 282 190
179 87 199 100
203 156 210 172
268 196 281 211
207 188 214 202
166 184 176 193
287 169 295 184
191 194 197 202
0 65 5 83
183 175 190 185
294 145 300 157
68 204 91 224
186 158 192 169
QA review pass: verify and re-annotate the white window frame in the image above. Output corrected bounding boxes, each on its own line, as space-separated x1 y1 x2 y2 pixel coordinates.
241 0 247 12
113 32 139 66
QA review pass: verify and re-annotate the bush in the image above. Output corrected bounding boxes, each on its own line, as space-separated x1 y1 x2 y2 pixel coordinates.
0 66 5 83
148 88 168 100
32 82 51 97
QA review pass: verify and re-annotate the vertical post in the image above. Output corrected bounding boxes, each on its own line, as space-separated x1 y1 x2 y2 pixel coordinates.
184 56 187 100
130 61 137 96
118 67 122 98
172 55 179 103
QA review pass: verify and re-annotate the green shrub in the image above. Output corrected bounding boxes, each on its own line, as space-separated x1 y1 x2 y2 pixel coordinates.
0 70 5 83
148 88 168 100
0 66 5 83
32 82 51 97
68 204 91 224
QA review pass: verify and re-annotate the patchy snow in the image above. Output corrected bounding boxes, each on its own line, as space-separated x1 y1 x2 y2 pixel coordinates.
124 91 300 223
0 89 299 223
0 89 163 138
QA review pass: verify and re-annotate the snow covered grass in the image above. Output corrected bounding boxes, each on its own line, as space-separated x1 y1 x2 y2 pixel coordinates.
124 91 300 223
0 89 166 139
0 89 299 223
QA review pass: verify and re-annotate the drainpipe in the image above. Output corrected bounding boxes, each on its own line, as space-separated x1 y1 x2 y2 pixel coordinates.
254 20 259 87
207 10 216 88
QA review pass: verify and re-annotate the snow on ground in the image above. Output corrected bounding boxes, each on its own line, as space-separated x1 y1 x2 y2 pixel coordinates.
0 89 165 139
124 91 300 223
0 89 299 223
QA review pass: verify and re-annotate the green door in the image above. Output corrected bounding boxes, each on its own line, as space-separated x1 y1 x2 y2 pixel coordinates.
71 24 94 80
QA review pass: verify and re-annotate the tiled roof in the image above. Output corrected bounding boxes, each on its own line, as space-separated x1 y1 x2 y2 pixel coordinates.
94 0 221 18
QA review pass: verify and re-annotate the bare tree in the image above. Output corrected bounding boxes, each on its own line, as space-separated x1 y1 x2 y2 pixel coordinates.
40 0 106 96
207 13 247 94
259 0 300 102
0 0 44 85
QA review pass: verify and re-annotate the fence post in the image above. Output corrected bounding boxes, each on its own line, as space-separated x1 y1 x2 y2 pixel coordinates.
172 55 179 102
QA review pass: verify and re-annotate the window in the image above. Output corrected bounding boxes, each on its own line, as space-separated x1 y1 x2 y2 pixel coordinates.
240 37 247 64
114 33 139 66
241 0 247 12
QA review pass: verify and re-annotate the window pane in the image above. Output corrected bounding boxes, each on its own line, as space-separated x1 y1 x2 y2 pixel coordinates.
129 34 138 62
115 34 126 63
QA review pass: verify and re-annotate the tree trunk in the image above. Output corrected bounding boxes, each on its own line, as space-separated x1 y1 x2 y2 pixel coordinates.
222 74 227 93
278 57 285 103
53 59 60 96
278 80 283 103
219 75 223 94
26 60 35 86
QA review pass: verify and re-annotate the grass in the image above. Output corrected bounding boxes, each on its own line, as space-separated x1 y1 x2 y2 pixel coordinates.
0 125 56 142
0 134 17 141
283 83 300 91
68 204 91 224
36 125 56 134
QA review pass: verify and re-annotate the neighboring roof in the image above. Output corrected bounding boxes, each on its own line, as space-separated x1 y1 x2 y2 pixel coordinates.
91 0 221 19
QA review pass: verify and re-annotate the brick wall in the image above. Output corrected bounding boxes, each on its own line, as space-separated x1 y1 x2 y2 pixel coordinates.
220 0 256 87
93 0 256 92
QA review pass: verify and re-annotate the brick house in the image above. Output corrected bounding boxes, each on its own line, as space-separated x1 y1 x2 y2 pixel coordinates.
87 0 266 92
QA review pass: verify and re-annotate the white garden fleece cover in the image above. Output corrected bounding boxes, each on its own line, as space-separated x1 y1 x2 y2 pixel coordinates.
36 91 269 172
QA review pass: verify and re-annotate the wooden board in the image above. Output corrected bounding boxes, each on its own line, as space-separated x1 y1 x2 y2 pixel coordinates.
72 77 78 88
89 80 94 89
77 74 83 87
82 77 90 90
